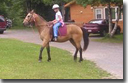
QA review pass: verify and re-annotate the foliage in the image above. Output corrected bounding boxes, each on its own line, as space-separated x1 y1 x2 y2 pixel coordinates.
75 0 123 7
41 0 71 5
0 38 110 79
0 0 70 27
0 0 25 26
0 0 123 31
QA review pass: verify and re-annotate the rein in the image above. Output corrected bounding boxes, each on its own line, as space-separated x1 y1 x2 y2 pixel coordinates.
31 27 36 34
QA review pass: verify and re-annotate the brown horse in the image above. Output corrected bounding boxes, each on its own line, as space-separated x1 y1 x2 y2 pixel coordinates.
23 10 89 62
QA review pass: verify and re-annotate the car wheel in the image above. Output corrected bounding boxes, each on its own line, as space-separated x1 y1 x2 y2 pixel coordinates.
100 30 107 37
0 31 4 34
116 28 120 34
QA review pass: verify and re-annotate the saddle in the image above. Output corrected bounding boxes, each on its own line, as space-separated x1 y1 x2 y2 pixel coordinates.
47 21 67 41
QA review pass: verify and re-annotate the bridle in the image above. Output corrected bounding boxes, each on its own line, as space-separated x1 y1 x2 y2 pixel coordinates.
26 13 53 27
27 14 35 26
24 12 54 34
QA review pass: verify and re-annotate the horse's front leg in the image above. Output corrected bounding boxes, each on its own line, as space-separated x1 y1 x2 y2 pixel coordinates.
46 43 51 62
39 47 44 62
38 40 48 62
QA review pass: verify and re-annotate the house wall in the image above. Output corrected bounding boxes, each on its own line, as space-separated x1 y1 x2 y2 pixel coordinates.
70 3 94 27
116 21 123 33
70 3 94 23
69 3 123 33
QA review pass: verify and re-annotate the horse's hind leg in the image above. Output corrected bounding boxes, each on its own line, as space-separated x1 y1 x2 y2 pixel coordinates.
79 47 83 62
46 43 51 62
74 49 78 61
69 39 78 61
73 40 83 62
76 43 83 62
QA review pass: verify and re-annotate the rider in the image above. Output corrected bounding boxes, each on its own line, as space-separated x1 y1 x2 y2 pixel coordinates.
52 4 64 41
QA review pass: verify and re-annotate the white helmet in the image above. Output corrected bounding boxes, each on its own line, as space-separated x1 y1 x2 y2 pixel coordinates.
52 4 59 9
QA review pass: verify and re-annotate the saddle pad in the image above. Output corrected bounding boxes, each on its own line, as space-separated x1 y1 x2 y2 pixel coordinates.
58 24 67 36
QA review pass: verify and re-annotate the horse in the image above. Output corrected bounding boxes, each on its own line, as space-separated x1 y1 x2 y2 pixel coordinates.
23 10 89 62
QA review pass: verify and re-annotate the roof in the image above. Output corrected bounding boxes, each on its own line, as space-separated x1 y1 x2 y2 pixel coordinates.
64 1 75 8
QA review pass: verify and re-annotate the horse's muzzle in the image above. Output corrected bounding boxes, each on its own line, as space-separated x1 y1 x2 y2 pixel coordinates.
23 22 33 28
23 21 29 27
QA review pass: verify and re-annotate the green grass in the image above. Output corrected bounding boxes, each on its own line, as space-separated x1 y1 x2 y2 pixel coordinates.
0 38 110 79
93 34 123 43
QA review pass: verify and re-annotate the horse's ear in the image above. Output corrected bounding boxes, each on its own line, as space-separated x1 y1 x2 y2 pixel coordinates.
30 10 34 14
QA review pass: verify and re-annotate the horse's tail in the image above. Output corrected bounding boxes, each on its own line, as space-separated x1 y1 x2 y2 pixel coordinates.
81 28 89 51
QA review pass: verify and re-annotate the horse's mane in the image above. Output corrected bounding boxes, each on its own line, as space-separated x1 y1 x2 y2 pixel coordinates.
36 14 47 22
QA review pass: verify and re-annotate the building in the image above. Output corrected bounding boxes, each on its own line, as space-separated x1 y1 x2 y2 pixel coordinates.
64 1 123 33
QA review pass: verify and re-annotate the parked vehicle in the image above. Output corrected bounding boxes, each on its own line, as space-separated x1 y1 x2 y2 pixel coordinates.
83 19 121 36
0 15 7 34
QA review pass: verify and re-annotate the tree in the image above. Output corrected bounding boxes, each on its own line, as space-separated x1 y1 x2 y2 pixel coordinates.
110 0 123 37
100 0 123 37
0 0 70 26
41 0 71 20
0 0 25 26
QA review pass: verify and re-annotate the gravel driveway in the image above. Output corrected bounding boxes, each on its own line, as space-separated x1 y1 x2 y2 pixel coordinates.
0 30 123 79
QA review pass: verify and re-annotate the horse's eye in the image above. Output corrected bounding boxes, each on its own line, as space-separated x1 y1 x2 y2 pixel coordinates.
28 16 30 18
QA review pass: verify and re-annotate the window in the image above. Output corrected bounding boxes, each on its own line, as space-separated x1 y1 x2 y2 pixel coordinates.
104 7 122 21
117 8 122 19
89 20 102 24
105 8 108 19
111 8 116 19
95 9 102 19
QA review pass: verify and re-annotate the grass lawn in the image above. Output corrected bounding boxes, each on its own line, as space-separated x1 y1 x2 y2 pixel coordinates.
0 38 110 79
93 34 123 43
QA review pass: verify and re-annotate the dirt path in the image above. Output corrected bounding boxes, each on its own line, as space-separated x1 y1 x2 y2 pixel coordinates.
0 30 123 79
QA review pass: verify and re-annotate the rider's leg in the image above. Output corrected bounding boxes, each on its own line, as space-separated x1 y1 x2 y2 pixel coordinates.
53 22 62 41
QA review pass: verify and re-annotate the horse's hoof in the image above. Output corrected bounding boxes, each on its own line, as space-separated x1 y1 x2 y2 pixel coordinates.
74 57 77 61
47 60 51 62
79 59 83 63
38 60 42 62
74 59 77 62
47 58 51 62
74 58 77 60
79 60 82 63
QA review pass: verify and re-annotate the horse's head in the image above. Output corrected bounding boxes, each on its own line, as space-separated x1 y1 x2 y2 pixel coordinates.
23 10 35 27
